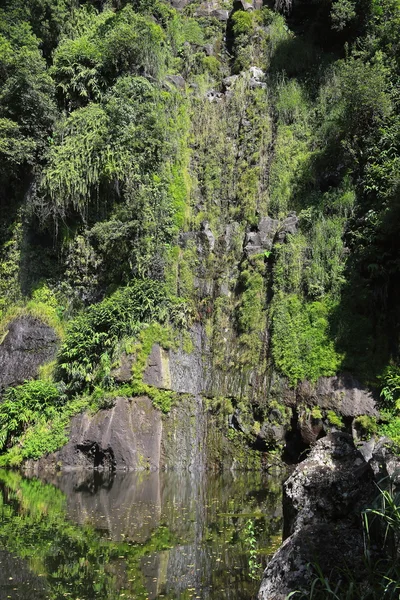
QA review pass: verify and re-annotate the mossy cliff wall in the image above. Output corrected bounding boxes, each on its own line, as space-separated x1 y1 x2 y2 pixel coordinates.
1 0 399 467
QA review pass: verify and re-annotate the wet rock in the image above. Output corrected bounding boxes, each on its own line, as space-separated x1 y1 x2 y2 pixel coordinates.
0 315 59 393
258 433 376 599
162 395 207 471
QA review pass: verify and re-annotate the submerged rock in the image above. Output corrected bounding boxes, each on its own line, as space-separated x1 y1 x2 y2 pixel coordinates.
0 315 59 393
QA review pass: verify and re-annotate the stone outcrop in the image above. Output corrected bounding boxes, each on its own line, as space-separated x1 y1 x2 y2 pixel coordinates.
296 373 378 417
40 396 163 472
0 315 59 393
244 213 299 256
258 433 398 599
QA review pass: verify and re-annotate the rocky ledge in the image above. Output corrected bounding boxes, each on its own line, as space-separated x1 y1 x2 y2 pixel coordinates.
258 432 400 599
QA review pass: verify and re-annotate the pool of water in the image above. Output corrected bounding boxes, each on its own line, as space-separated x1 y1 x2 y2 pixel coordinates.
0 469 283 600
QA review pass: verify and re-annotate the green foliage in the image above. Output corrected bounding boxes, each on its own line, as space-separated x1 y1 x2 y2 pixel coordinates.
42 75 165 217
271 294 342 386
237 264 265 335
379 365 400 409
0 380 62 451
56 279 189 394
51 6 166 109
354 414 378 439
331 0 357 31
311 406 323 420
326 409 344 428
245 519 260 580
127 322 177 413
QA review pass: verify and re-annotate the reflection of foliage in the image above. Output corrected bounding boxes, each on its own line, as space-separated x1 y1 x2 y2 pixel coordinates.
0 471 283 600
0 471 176 600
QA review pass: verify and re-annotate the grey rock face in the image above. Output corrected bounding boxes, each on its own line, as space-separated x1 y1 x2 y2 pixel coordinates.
165 74 186 89
143 325 205 396
200 221 215 252
244 216 279 256
194 6 230 20
0 315 59 393
296 373 378 417
40 397 163 471
258 433 376 599
26 393 209 473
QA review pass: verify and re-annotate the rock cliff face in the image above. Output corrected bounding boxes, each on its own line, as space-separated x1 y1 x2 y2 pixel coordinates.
24 393 253 473
0 316 59 393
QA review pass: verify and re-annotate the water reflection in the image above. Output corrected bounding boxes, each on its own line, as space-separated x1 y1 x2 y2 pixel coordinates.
0 469 283 600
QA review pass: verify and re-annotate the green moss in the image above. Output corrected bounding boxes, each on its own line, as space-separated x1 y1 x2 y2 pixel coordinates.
311 406 323 420
271 293 342 386
125 323 178 413
0 284 65 342
326 409 344 428
354 415 378 440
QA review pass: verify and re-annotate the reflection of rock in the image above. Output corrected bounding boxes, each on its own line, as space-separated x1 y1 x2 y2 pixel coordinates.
0 315 58 393
57 471 162 543
0 549 49 600
258 433 377 599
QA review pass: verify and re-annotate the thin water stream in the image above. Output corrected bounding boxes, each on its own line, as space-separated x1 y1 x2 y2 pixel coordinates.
0 469 283 600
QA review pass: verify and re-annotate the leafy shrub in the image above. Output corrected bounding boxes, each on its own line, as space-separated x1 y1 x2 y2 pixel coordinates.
0 380 63 450
271 294 342 386
326 409 344 428
354 415 378 439
56 279 190 394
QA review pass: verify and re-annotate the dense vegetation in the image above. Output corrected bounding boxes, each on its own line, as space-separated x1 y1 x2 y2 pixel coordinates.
0 0 400 462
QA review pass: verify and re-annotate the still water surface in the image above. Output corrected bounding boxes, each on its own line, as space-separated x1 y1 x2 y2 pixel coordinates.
0 470 282 600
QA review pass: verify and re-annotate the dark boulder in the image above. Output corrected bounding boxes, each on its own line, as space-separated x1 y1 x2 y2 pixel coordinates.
0 315 59 393
258 433 377 599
